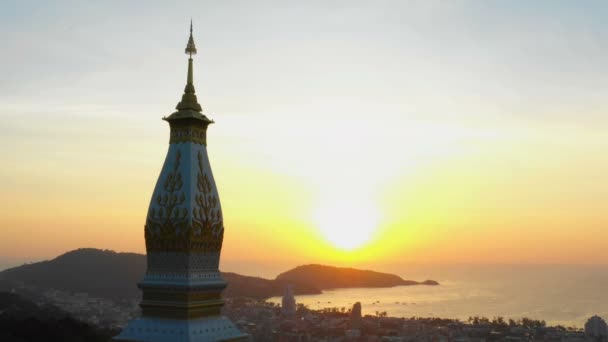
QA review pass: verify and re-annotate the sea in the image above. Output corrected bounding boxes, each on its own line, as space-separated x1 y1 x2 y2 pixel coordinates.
2 258 606 327
267 265 608 328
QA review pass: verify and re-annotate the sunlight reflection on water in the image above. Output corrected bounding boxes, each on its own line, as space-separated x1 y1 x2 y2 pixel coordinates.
268 265 608 327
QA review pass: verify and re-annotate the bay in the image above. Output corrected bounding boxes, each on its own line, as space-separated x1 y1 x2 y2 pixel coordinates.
268 265 608 327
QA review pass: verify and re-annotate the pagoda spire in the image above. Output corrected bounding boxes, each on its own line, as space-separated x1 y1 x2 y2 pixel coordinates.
176 20 202 112
113 22 247 342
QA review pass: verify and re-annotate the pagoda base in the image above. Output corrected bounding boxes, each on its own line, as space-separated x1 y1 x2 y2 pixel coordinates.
113 316 249 342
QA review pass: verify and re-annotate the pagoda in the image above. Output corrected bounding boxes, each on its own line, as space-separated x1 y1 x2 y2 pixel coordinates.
113 23 248 342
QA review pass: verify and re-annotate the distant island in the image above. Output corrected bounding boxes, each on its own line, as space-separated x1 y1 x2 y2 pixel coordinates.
0 249 438 300
277 264 439 289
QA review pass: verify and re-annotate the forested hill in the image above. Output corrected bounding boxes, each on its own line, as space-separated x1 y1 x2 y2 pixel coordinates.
276 264 439 289
0 249 437 301
0 249 144 300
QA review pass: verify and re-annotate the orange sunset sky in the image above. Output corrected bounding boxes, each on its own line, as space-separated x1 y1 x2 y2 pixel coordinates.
1 1 607 274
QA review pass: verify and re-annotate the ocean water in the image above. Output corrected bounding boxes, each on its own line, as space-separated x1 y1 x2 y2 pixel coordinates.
268 265 608 327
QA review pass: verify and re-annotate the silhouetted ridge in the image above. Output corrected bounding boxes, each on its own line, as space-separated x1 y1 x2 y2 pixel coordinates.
0 248 145 301
0 249 438 301
222 272 322 298
276 264 438 289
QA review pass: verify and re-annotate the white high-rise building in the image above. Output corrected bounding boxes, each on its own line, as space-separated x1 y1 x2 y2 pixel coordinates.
281 285 296 318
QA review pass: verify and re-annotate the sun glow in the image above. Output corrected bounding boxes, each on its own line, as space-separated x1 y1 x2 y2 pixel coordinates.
314 197 380 250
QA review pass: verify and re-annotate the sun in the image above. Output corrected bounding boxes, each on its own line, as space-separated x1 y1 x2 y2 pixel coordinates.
314 197 380 250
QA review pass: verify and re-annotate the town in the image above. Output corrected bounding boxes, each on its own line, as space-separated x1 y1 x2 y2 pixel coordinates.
224 294 605 342
27 283 607 342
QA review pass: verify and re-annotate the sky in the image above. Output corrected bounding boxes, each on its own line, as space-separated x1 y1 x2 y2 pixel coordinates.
1 1 607 276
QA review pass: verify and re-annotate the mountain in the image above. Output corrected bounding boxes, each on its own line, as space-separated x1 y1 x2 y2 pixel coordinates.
0 249 144 301
222 272 321 298
0 249 437 301
0 249 321 300
276 264 438 289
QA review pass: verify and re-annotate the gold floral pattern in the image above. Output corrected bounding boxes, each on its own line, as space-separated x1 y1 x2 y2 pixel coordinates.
145 149 224 253
191 151 224 252
169 126 207 145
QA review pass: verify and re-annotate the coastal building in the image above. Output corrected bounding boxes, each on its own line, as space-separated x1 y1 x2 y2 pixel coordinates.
350 302 362 330
113 23 248 342
281 285 296 318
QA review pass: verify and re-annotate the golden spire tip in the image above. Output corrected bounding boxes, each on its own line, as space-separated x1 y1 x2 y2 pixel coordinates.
185 20 197 57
